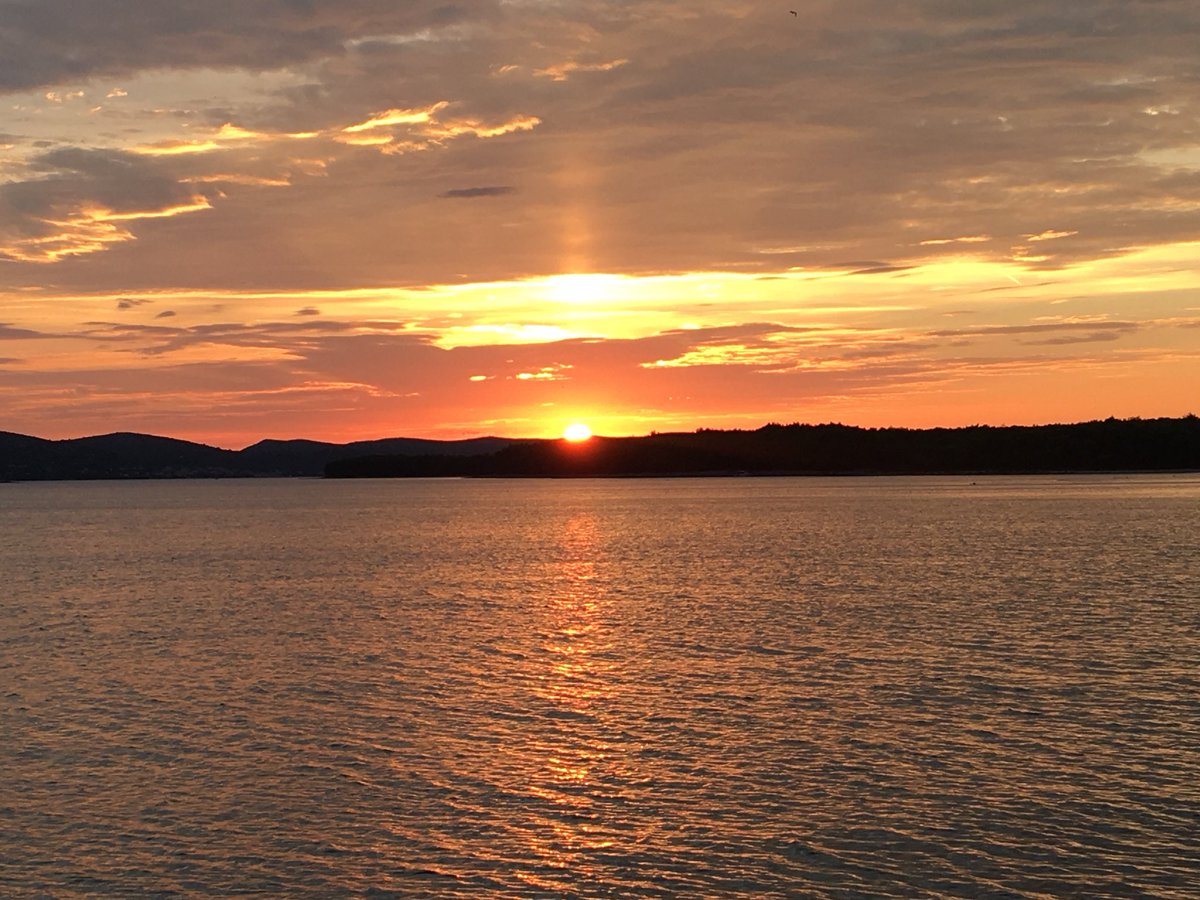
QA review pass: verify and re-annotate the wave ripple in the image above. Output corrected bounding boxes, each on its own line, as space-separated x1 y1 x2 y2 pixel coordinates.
2 476 1199 897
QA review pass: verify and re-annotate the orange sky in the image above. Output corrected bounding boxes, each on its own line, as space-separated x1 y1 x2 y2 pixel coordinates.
2 1 1198 447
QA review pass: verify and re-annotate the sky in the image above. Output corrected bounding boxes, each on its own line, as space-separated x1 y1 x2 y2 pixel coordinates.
1 0 1198 447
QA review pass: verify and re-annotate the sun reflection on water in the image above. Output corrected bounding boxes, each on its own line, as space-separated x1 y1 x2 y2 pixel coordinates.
536 512 614 713
520 511 637 872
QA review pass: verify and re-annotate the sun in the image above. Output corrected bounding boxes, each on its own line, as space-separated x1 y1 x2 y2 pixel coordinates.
562 422 593 442
544 273 621 304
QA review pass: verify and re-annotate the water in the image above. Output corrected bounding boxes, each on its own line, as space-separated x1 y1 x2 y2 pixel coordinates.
2 475 1198 897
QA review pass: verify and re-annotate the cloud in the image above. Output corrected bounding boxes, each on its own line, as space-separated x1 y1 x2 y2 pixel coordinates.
0 147 209 262
0 1 484 92
847 265 915 277
1023 331 1127 346
929 321 1139 339
336 104 539 153
533 58 628 81
439 186 515 199
3 0 1199 286
0 323 50 340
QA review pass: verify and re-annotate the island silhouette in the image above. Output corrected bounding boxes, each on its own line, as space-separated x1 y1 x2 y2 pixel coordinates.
2 416 1197 481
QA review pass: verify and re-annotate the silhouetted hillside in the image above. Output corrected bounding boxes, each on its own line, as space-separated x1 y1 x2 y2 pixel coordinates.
237 436 513 476
0 431 239 480
0 431 55 481
0 431 516 481
325 416 1200 478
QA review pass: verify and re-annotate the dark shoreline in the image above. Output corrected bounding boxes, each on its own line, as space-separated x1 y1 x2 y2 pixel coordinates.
3 416 1197 482
325 418 1200 480
334 468 1200 480
3 469 1199 485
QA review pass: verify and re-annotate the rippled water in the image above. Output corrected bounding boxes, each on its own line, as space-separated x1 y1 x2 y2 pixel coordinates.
2 475 1198 897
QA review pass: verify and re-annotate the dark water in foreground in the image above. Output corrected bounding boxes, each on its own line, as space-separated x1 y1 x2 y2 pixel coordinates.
2 475 1198 898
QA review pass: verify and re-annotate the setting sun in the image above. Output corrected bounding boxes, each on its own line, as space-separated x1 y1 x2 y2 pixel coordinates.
563 423 593 442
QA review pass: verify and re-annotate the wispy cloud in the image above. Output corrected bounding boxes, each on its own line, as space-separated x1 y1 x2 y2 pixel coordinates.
440 186 516 199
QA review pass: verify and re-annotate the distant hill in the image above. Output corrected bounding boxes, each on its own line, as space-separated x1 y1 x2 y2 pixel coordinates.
0 431 516 481
325 416 1200 479
237 436 513 476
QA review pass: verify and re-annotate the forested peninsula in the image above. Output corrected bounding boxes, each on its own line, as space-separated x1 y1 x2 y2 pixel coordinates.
325 417 1200 479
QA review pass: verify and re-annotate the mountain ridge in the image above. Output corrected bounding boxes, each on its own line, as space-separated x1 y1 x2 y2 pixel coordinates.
0 430 518 480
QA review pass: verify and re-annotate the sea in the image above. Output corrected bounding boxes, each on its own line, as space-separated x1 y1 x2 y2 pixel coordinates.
2 475 1198 898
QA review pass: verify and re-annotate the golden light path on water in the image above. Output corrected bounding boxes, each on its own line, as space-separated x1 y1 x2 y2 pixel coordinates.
521 512 615 889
